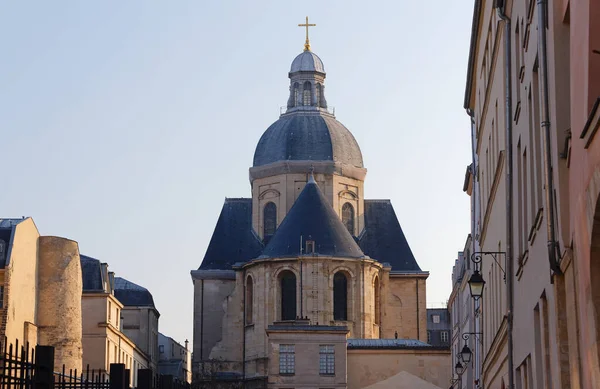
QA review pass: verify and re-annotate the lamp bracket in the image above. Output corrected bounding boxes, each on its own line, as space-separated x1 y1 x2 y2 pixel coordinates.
470 251 507 282
462 331 483 345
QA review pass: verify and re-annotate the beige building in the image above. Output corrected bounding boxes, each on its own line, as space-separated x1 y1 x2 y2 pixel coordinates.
115 277 160 375
81 255 150 386
448 237 479 389
461 0 580 388
158 333 192 383
0 217 83 371
191 35 450 389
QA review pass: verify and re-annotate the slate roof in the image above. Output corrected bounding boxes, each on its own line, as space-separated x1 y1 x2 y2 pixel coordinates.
253 113 363 168
198 198 263 270
114 277 156 308
0 219 22 268
290 51 325 73
198 197 422 272
358 200 421 272
80 255 104 291
347 338 440 349
260 177 364 259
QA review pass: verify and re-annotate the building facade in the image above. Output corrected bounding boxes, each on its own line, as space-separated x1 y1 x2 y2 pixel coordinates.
114 277 161 375
158 333 192 383
461 0 598 388
448 237 478 389
191 37 450 389
0 218 83 371
426 308 451 348
81 256 150 386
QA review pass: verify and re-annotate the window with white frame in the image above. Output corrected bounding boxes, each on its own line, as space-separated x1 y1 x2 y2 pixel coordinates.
279 344 295 374
441 331 449 343
319 345 335 375
432 314 440 324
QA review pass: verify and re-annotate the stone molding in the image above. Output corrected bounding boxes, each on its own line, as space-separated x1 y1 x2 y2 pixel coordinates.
191 269 236 280
249 160 367 182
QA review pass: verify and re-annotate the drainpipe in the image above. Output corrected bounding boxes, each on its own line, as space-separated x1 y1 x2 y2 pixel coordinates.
496 1 515 388
416 279 420 340
466 107 482 388
537 0 562 274
200 280 204 361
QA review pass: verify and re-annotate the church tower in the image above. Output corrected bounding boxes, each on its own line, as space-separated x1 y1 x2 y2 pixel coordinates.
191 24 430 388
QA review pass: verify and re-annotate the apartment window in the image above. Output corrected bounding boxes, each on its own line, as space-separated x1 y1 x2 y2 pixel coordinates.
441 331 449 343
279 344 295 375
319 345 335 375
108 301 112 321
159 345 164 354
427 331 431 343
432 314 440 324
0 286 4 309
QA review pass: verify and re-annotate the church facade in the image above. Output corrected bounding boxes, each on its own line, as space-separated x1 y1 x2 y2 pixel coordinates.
191 35 450 389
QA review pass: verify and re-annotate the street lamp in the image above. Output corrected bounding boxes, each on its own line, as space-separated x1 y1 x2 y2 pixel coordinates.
468 270 485 300
460 344 473 364
455 361 465 377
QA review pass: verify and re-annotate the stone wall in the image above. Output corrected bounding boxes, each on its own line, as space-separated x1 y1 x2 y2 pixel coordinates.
37 236 83 372
347 348 451 389
381 275 427 341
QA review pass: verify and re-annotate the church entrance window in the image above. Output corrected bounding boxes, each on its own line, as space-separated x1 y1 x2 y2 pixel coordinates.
303 81 312 106
264 202 277 240
342 203 355 235
333 272 348 321
280 271 297 320
246 276 253 324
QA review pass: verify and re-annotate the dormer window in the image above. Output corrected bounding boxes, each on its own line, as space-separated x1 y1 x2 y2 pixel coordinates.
306 240 315 254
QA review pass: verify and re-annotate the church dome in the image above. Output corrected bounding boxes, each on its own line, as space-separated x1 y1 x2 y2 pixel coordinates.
253 113 364 168
290 51 325 73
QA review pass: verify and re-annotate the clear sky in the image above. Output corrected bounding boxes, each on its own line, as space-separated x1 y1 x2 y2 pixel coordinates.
1 1 474 345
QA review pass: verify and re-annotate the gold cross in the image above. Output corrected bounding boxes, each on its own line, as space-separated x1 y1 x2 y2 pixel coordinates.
298 16 316 51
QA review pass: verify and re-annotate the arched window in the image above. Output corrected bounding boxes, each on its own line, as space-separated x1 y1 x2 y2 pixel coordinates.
374 276 380 325
303 81 312 106
280 271 297 320
293 82 299 107
263 202 277 239
342 203 355 235
333 272 348 321
316 84 322 107
246 276 253 324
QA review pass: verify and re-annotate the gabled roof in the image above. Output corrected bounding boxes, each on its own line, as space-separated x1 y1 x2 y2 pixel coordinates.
358 200 421 272
114 277 156 309
80 255 104 292
198 198 263 270
260 176 364 259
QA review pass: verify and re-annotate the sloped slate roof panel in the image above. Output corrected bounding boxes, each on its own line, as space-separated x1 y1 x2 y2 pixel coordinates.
80 255 104 291
114 277 156 308
359 200 421 271
198 198 263 270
